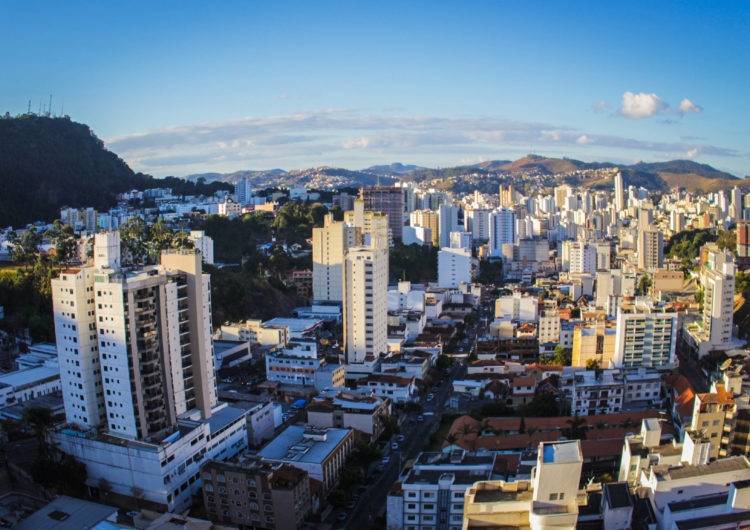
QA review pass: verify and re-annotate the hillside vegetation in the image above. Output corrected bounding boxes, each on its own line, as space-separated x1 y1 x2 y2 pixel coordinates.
0 115 230 226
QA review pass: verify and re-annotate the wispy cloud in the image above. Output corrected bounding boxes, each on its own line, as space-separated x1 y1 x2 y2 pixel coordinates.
593 101 612 112
676 98 703 115
105 108 736 176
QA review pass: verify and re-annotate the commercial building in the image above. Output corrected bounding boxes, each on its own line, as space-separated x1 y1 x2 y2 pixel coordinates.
494 292 538 322
218 320 289 348
201 456 312 530
265 340 322 387
0 364 61 407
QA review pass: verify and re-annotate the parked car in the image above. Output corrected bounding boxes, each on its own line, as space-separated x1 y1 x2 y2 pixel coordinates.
417 415 424 422
397 434 405 441
391 442 399 449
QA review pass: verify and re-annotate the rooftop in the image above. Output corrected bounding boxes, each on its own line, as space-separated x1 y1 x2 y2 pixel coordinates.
541 441 582 464
258 424 351 465
0 366 59 388
652 456 750 481
15 495 117 530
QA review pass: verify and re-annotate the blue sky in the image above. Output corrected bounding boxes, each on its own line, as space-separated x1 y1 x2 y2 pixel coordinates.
2 1 748 177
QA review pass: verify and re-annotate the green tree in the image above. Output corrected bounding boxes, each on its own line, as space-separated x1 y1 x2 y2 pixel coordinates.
638 274 652 296
585 359 601 370
563 413 588 440
552 344 571 366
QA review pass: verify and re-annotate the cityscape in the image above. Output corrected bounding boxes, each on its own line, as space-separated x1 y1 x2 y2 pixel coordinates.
1 2 750 530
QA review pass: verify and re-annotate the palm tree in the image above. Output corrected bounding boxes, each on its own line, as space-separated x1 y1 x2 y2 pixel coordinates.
563 413 588 440
491 426 507 437
525 425 539 447
621 417 636 429
595 420 607 430
460 422 476 438
445 433 459 447
478 419 491 436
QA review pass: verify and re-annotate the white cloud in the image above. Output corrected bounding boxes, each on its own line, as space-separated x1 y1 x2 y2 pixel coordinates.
619 92 668 119
593 101 611 112
576 135 594 145
677 98 703 115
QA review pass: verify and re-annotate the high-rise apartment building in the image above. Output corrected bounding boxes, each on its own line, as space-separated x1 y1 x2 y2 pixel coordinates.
437 247 474 288
409 210 440 246
568 241 597 274
489 207 516 257
614 172 624 212
738 220 750 257
637 227 664 271
312 213 352 302
613 300 677 369
53 232 218 439
51 232 248 513
438 204 459 248
466 208 491 241
360 186 404 240
344 199 390 248
343 245 388 370
702 252 735 346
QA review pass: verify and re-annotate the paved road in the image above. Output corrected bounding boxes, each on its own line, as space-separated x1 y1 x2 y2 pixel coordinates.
340 363 462 530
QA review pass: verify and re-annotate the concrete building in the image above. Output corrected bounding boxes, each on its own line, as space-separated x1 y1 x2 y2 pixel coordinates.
219 320 289 348
438 204 460 248
568 241 597 274
571 323 617 368
360 186 404 240
466 208 490 241
613 300 677 369
618 418 684 485
0 364 61 407
306 391 391 441
449 231 472 251
495 292 538 322
257 425 354 492
438 247 475 288
387 450 496 530
344 199 391 248
265 340 321 387
691 381 736 459
702 253 735 346
312 213 352 302
410 210 440 247
343 245 388 372
738 220 750 257
615 172 625 212
462 440 583 529
637 227 664 271
188 230 214 265
537 310 560 348
361 373 418 403
489 207 516 257
201 456 311 530
567 370 624 416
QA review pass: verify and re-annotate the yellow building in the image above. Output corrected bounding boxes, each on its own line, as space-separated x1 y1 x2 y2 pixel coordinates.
571 323 617 368
409 209 440 246
691 382 735 459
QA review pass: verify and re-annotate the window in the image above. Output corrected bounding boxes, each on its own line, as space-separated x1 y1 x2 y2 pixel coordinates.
549 493 558 501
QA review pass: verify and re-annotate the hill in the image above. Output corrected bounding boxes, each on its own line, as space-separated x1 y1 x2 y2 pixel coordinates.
499 155 585 174
186 166 397 189
364 162 428 176
0 115 232 226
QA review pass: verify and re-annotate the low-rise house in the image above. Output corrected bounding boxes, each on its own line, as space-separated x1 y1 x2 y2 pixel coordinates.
361 373 418 403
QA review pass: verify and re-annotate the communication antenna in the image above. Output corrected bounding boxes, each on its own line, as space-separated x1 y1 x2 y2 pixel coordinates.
27 100 31 113
48 94 52 117
720 358 732 371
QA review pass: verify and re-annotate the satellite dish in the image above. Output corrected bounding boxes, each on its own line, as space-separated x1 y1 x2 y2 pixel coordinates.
720 358 732 371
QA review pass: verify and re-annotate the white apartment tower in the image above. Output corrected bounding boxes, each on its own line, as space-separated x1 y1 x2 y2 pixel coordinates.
53 232 218 441
614 172 624 212
613 301 677 369
702 252 735 345
569 242 597 274
343 245 388 368
637 227 664 271
312 213 353 302
489 207 516 257
438 247 474 288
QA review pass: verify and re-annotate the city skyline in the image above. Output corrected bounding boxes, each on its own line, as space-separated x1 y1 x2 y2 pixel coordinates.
2 1 748 177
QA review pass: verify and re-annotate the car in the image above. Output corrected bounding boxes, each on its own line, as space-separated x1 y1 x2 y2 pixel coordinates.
397 434 405 441
337 512 348 521
346 500 356 509
417 415 424 422
126 511 140 518
427 393 434 401
382 456 391 464
391 442 399 449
